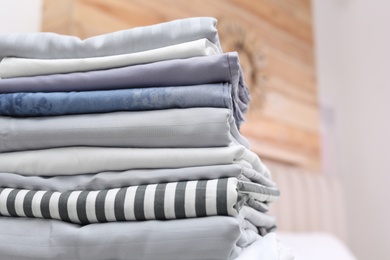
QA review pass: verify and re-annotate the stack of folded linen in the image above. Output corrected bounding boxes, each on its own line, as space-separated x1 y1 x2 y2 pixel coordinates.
0 17 288 260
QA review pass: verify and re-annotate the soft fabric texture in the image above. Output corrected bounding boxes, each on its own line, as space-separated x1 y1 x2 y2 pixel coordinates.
0 145 270 178
0 83 230 114
0 17 221 60
0 83 248 128
0 178 279 225
0 53 241 93
0 53 250 126
0 216 258 260
0 108 248 152
235 233 295 260
0 164 277 192
0 39 220 78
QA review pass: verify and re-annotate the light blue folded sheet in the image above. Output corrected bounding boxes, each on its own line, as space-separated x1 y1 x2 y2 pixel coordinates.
0 83 233 117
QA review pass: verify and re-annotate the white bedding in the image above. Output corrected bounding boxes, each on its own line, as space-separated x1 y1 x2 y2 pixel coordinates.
277 232 357 260
0 39 219 78
235 232 294 260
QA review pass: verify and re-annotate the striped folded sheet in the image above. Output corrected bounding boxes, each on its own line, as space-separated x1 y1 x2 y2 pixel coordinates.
0 108 248 153
0 178 279 226
0 17 221 60
0 39 220 78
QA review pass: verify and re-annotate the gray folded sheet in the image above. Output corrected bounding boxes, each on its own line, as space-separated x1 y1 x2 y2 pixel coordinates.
0 108 248 153
0 164 276 191
0 17 221 60
0 145 270 178
0 216 259 260
0 53 240 93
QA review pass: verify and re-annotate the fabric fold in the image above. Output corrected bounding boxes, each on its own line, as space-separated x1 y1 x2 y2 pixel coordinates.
0 216 259 260
0 52 250 125
0 83 235 118
0 145 271 178
0 53 249 126
0 54 240 94
0 108 248 152
0 39 220 78
0 177 279 225
0 164 276 192
0 17 221 60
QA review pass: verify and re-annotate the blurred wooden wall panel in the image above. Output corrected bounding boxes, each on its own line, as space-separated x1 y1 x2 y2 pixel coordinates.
42 0 74 34
42 0 321 171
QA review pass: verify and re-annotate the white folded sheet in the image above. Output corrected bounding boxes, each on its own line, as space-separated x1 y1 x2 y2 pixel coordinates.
235 233 295 260
0 39 220 78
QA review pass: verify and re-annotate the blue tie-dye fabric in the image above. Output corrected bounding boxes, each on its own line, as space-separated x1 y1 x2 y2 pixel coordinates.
0 83 235 121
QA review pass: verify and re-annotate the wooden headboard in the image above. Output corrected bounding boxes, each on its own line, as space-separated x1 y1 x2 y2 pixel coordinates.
266 160 347 241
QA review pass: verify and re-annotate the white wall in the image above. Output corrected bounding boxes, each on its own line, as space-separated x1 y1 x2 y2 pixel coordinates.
313 0 390 259
0 0 42 32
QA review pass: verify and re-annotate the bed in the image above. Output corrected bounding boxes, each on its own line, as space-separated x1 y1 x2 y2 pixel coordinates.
266 160 357 260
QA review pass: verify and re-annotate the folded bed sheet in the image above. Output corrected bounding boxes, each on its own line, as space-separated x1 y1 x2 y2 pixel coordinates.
0 39 220 78
0 17 221 60
0 108 248 153
0 216 261 260
0 177 279 225
0 83 236 118
0 145 270 177
0 53 241 93
0 164 276 192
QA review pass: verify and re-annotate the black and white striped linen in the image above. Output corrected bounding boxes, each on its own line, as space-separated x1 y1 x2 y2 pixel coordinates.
0 178 279 225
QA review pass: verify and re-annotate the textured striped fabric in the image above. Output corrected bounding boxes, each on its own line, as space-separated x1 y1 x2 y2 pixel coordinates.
0 17 221 60
238 180 279 202
0 39 220 79
0 108 248 153
0 178 279 225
